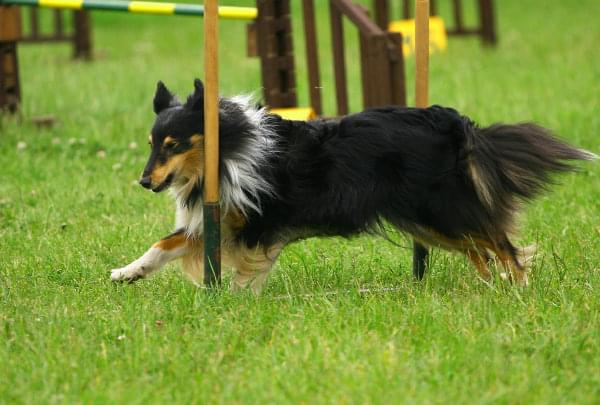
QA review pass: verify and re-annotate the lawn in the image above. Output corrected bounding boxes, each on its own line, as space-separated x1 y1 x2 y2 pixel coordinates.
1 0 600 403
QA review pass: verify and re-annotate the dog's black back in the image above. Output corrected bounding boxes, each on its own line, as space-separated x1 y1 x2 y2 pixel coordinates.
238 106 479 247
238 103 596 252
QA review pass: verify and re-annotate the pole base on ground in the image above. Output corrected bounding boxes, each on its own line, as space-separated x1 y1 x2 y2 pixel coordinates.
203 202 221 287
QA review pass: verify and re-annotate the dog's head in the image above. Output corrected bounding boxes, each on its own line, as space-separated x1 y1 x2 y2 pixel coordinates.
139 79 205 192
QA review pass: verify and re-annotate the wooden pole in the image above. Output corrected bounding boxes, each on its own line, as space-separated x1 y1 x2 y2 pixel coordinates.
330 2 348 116
203 0 221 287
301 0 322 116
73 11 92 60
478 0 497 45
0 6 22 114
413 0 429 280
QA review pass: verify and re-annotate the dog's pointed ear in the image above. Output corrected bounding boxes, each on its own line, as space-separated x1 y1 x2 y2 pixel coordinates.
194 78 204 95
153 81 179 114
185 78 204 111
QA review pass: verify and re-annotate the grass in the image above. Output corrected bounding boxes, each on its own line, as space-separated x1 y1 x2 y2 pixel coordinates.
1 0 600 403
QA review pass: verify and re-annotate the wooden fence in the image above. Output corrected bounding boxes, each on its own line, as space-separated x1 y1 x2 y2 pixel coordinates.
330 0 405 116
20 8 92 59
0 6 21 113
373 0 497 45
255 0 406 117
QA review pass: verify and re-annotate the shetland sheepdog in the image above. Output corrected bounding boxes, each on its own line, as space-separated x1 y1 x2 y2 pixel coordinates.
110 79 596 292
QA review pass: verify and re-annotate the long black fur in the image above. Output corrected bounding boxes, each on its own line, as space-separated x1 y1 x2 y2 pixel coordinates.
238 107 593 248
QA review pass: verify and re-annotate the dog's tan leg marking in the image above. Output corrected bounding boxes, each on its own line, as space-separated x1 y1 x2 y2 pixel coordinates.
494 251 528 286
110 230 190 282
181 238 204 286
230 243 283 294
154 231 187 250
466 250 492 282
413 226 499 284
490 237 529 286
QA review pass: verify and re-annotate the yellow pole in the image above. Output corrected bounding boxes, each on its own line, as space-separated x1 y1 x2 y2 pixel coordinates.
415 0 429 108
204 0 218 203
203 0 221 286
217 6 257 20
413 0 429 280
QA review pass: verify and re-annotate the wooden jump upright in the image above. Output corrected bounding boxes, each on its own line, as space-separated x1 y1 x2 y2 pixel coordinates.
412 0 429 280
19 8 92 59
203 0 221 287
0 6 21 113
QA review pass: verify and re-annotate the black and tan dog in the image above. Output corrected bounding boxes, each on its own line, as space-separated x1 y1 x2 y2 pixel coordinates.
110 79 596 292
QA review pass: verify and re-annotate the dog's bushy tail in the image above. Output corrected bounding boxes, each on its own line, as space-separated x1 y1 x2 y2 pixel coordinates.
466 122 597 209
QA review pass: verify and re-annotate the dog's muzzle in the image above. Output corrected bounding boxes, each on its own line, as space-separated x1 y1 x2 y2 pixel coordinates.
150 173 174 193
139 174 173 192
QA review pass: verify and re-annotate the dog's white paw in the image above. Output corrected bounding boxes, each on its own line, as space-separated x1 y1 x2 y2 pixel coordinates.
499 271 529 286
110 264 148 283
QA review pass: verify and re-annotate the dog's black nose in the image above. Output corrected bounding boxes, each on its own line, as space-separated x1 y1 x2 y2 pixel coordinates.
139 177 152 189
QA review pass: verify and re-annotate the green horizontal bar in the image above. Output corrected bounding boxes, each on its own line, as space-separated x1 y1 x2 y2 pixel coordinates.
84 0 128 12
0 0 257 19
173 2 203 16
4 0 36 5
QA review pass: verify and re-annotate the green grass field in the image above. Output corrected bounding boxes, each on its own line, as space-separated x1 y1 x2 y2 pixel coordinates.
1 0 600 403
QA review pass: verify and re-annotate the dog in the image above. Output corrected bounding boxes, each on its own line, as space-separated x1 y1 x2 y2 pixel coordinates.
110 79 596 292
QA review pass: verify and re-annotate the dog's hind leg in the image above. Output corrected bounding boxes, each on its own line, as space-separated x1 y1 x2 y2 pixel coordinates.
413 241 429 280
466 249 492 283
491 236 530 286
230 243 283 295
110 229 190 282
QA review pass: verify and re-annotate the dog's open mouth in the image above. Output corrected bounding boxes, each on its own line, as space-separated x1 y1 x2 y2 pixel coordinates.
152 173 174 193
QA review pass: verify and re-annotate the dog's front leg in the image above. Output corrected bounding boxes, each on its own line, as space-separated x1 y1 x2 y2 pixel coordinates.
110 229 189 282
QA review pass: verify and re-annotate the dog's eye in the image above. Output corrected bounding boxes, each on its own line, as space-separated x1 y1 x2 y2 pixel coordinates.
165 142 177 150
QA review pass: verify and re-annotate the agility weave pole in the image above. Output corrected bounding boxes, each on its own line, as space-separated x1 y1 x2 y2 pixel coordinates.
203 0 220 287
412 0 429 280
0 0 256 20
